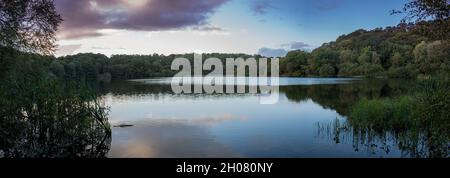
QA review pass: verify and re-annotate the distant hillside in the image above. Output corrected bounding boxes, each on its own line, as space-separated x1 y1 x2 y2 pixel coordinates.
280 20 449 79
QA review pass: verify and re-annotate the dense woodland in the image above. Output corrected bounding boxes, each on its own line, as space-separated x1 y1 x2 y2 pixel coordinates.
0 49 267 82
56 53 267 81
280 20 449 78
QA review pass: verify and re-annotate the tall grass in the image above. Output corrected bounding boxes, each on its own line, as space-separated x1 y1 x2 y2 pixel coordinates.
346 79 449 157
350 96 415 131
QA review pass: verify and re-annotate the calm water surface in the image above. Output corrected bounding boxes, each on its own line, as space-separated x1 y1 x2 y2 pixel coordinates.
101 78 411 158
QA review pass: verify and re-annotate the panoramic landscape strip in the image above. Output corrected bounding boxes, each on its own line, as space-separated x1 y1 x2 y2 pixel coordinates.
0 0 448 164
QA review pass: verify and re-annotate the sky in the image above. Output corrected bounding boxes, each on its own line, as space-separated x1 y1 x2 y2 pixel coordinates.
54 0 407 57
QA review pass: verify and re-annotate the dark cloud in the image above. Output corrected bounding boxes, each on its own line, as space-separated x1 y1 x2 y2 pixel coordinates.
55 0 229 39
258 47 287 57
251 0 274 15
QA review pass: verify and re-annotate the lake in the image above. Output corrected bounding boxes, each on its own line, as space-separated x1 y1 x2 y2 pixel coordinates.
99 77 416 158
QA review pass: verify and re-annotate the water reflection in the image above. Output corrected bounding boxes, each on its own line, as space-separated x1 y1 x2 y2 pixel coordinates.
3 76 443 158
316 118 449 158
102 78 426 158
108 119 240 158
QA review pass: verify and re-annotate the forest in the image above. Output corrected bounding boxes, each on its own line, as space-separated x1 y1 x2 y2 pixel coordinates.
280 20 449 78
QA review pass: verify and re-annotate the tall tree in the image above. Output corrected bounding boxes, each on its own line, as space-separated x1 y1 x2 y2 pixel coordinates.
0 0 62 54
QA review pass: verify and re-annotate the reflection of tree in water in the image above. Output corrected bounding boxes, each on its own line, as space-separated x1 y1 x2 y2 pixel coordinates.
317 118 448 158
100 79 412 115
95 80 174 96
316 119 402 156
281 79 412 116
97 81 270 100
0 76 111 158
312 79 448 158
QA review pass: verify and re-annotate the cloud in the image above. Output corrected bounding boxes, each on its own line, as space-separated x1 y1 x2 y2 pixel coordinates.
91 46 112 50
250 0 274 15
55 0 229 39
108 119 240 157
259 41 313 57
56 44 81 56
282 41 312 50
191 24 225 32
258 47 287 57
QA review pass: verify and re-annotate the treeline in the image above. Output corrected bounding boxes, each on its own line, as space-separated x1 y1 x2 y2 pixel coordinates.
280 20 450 79
2 22 449 81
55 53 266 81
1 46 269 82
52 21 449 81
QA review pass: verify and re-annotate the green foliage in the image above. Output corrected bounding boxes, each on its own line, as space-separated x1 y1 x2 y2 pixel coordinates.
0 49 111 158
279 21 449 78
280 50 309 76
412 79 450 132
54 53 267 81
318 64 336 76
345 79 449 157
350 96 415 132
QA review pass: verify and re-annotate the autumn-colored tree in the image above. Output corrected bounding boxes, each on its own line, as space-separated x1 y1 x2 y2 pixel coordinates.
392 0 450 40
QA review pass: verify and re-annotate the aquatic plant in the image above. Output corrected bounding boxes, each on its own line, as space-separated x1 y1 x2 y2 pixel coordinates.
318 79 449 158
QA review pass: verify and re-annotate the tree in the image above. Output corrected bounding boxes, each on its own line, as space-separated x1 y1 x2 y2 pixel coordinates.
394 0 449 22
339 50 357 64
280 50 310 76
339 62 358 76
49 59 65 77
391 52 406 67
0 0 62 54
392 0 450 39
318 64 336 76
413 41 428 64
357 47 372 64
426 40 450 73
